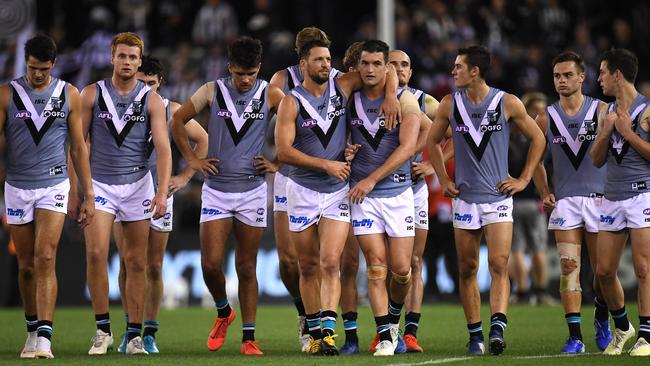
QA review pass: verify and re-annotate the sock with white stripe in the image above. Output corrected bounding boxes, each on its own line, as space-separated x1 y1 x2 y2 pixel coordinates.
467 321 483 340
127 322 142 341
37 320 53 340
639 316 650 342
143 320 159 337
404 312 421 337
388 300 403 326
242 322 255 341
25 314 38 333
95 313 111 335
375 315 392 342
321 310 337 337
306 312 322 340
343 311 358 344
490 313 507 335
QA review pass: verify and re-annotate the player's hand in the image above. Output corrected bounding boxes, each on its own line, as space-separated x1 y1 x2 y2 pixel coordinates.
497 177 529 196
189 157 220 177
344 143 361 163
542 192 556 212
441 178 460 198
614 108 634 139
67 191 81 221
168 174 190 196
254 155 278 174
602 111 617 134
151 191 168 220
349 177 376 204
324 160 351 181
379 95 401 130
77 193 96 228
412 161 434 181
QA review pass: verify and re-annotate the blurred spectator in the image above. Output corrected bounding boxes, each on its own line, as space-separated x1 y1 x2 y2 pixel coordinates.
508 92 555 306
192 0 238 47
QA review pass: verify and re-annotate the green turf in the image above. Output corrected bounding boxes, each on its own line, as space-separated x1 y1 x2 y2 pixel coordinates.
0 304 647 365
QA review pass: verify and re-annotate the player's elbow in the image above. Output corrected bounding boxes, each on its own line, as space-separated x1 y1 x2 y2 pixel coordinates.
276 145 291 164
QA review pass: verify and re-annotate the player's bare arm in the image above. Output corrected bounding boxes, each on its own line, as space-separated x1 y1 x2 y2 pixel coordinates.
614 104 650 161
168 101 208 195
591 102 615 168
148 91 172 219
426 94 458 197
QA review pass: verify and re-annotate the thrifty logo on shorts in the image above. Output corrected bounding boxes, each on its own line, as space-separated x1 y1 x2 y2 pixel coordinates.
599 215 615 225
352 219 374 228
454 213 472 222
549 217 566 226
202 208 224 215
7 208 25 217
289 215 310 224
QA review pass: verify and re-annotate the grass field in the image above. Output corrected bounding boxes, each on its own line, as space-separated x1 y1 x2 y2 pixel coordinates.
1 304 648 365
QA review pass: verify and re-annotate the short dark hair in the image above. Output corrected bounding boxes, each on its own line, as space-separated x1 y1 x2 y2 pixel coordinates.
343 41 364 70
361 40 389 62
552 51 585 73
457 45 491 78
24 34 57 62
228 36 263 69
299 39 330 60
138 55 165 83
600 48 638 83
295 27 330 56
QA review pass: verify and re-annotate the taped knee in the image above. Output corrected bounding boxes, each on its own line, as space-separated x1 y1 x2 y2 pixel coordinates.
367 265 388 281
558 242 581 292
391 268 412 285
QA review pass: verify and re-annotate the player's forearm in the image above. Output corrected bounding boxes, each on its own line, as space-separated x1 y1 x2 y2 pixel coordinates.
368 146 414 184
171 119 197 163
518 134 545 182
69 142 94 199
277 145 331 172
429 142 451 183
590 133 610 167
384 66 398 98
155 145 172 197
532 162 550 198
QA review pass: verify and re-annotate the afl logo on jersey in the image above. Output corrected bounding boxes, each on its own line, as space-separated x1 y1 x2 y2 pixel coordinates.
552 136 566 144
350 118 363 127
97 112 112 120
643 208 650 215
142 199 152 207
301 119 317 128
15 111 31 119
455 125 469 134
217 109 232 118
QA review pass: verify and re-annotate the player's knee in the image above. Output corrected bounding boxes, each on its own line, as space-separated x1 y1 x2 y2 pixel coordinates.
391 268 412 285
146 262 163 282
634 261 648 281
278 255 297 274
86 249 107 268
558 242 582 292
124 256 146 274
235 260 257 280
18 264 35 280
488 255 508 275
34 252 55 271
320 256 340 276
340 261 359 280
367 265 388 282
458 259 478 279
298 257 319 279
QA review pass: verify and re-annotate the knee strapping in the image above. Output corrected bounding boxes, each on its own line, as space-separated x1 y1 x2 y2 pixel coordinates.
391 268 412 285
367 265 388 281
558 242 581 292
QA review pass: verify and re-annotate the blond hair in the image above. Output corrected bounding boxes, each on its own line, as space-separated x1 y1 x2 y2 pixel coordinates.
111 32 144 57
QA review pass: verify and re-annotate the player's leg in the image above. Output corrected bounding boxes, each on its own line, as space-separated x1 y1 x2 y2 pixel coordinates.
483 221 512 355
339 230 360 354
357 233 394 356
455 227 483 353
142 228 170 353
120 219 151 353
112 222 129 352
554 228 585 353
596 229 633 355
200 218 233 351
232 219 264 354
403 227 426 352
11 222 38 358
630 227 650 356
85 210 116 354
584 231 613 351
